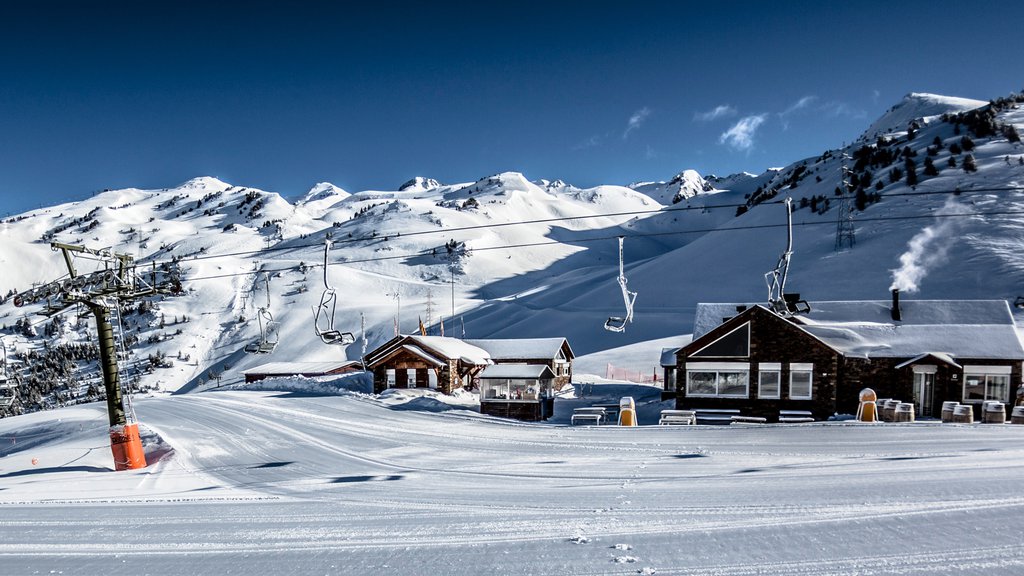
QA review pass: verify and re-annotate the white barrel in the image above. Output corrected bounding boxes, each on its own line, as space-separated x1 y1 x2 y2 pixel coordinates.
1011 405 1024 425
940 401 959 423
952 404 974 424
983 402 1006 424
894 402 915 423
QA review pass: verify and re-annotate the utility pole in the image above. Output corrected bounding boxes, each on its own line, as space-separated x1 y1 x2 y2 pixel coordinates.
835 153 857 251
13 242 176 471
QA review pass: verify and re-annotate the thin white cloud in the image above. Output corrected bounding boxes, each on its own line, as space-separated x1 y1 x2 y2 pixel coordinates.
780 95 818 117
694 105 737 122
719 114 767 151
623 107 652 139
819 100 867 119
571 134 604 151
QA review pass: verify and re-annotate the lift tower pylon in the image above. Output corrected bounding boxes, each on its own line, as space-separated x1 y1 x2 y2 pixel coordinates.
13 242 176 470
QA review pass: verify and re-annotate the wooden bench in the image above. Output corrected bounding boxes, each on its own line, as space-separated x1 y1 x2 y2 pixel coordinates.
592 403 621 422
659 409 696 425
571 407 607 426
779 410 814 423
694 408 740 425
730 415 767 424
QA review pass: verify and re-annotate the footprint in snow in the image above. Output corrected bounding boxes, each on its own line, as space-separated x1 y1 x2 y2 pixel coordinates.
637 568 657 575
568 535 590 544
612 543 633 551
614 556 638 564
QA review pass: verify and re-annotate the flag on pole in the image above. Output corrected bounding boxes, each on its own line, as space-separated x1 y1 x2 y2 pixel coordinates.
440 316 445 337
418 316 427 336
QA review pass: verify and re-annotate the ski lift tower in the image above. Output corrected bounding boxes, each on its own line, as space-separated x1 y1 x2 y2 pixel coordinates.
12 242 176 470
835 153 857 251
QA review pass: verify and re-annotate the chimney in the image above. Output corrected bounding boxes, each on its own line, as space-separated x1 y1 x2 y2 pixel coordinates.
891 288 902 322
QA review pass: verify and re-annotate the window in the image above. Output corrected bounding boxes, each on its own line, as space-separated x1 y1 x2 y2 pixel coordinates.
963 366 1012 403
691 322 750 358
685 362 749 398
789 363 813 400
758 363 781 399
480 378 551 401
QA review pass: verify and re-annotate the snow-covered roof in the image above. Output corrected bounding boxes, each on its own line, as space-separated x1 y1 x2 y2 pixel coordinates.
406 335 491 365
400 345 446 368
895 353 962 370
660 347 680 367
693 300 1024 360
241 361 361 375
465 338 572 360
478 364 555 380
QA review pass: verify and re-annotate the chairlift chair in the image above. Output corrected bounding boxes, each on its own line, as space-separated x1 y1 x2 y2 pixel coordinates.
604 236 638 333
764 198 809 316
312 239 355 345
255 274 279 353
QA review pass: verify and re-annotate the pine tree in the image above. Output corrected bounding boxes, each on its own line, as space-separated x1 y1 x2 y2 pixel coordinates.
962 154 978 173
923 157 939 176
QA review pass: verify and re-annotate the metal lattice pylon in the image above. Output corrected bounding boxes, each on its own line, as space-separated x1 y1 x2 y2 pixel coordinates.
835 157 857 251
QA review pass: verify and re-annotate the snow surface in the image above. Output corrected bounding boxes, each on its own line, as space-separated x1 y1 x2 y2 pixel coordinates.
2 385 1024 575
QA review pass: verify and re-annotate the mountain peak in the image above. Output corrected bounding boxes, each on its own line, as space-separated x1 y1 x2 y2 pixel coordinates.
177 176 231 190
861 92 987 140
301 182 350 204
398 177 442 192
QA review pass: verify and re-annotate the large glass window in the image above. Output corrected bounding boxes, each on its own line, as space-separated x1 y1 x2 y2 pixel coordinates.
481 379 510 400
963 367 1012 403
481 378 551 401
758 366 781 399
789 363 813 400
685 363 749 398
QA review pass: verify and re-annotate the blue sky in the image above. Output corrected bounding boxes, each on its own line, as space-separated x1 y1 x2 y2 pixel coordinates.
2 0 1023 214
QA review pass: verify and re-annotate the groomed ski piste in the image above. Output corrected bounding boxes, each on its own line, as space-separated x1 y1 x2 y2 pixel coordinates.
2 363 1024 575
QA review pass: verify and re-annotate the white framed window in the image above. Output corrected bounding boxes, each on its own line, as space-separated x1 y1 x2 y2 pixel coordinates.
963 365 1012 404
758 363 781 399
685 362 749 398
789 363 813 400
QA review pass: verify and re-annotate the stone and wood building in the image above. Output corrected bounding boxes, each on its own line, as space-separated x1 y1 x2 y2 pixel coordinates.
663 293 1024 421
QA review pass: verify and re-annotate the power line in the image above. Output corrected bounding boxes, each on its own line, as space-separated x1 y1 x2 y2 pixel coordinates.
106 185 1024 269
175 207 1024 284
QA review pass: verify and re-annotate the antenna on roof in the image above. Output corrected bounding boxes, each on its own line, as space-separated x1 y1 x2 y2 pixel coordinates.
604 236 638 333
765 198 810 316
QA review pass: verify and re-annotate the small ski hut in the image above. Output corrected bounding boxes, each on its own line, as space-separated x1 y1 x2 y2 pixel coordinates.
667 294 1024 420
466 338 574 389
364 335 492 394
478 364 556 421
242 361 362 383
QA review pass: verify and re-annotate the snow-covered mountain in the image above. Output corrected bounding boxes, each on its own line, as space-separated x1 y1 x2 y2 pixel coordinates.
2 90 1024 415
861 92 987 141
630 169 715 204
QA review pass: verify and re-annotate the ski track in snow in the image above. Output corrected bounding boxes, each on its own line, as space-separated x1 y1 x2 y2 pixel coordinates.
3 391 1024 574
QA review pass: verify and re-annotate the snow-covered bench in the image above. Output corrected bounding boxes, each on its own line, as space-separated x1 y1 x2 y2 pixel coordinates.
779 410 814 423
730 415 767 424
659 409 696 425
694 409 739 425
571 407 607 426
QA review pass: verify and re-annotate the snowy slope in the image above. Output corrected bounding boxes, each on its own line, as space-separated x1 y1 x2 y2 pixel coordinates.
2 388 1024 575
862 92 987 140
1 91 1023 406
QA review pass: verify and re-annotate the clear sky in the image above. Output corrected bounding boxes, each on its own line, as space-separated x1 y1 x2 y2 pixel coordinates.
2 0 1023 215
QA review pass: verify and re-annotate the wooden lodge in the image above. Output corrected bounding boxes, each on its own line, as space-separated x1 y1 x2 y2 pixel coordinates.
465 338 574 389
664 293 1024 421
363 335 574 420
363 335 491 395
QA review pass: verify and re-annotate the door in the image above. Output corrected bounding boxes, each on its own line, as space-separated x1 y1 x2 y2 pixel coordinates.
913 370 935 417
